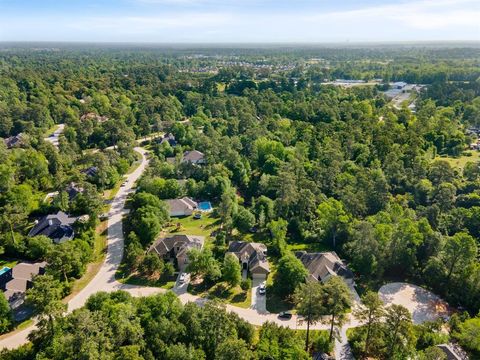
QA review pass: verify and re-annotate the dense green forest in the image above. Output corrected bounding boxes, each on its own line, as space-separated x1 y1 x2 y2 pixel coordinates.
0 44 480 359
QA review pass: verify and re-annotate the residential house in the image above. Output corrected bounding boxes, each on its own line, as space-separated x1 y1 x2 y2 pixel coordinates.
436 344 468 360
166 197 198 217
65 182 84 200
3 133 26 149
82 166 99 178
80 112 109 123
295 251 354 285
183 150 206 165
392 81 407 89
158 133 177 147
149 234 205 271
28 211 77 244
3 262 46 310
227 241 270 280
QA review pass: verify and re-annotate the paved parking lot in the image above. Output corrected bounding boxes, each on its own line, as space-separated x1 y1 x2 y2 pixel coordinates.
250 278 267 314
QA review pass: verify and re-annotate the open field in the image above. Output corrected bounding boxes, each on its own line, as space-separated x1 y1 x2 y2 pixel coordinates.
435 150 480 171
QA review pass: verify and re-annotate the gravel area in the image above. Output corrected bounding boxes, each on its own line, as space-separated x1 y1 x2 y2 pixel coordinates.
379 282 451 324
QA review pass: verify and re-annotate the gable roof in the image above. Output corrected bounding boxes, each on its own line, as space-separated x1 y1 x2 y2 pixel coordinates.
65 182 84 200
82 166 98 178
227 241 270 274
4 133 26 149
149 234 205 258
183 150 205 163
296 251 353 282
159 133 177 146
166 197 198 214
28 211 76 242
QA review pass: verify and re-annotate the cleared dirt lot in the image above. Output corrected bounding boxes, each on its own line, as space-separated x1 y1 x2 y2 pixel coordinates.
379 282 451 324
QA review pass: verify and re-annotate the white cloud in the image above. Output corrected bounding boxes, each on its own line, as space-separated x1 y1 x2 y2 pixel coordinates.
0 0 478 41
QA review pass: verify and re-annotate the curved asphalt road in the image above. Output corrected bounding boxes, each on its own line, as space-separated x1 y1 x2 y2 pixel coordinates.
0 146 358 355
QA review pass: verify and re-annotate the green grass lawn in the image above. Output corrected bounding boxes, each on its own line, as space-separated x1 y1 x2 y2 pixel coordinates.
286 241 333 253
189 281 251 308
435 150 480 171
167 213 221 239
67 220 109 300
0 259 18 269
118 273 176 290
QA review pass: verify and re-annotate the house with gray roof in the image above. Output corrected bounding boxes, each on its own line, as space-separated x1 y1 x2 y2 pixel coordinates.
3 133 27 149
166 197 198 217
3 262 46 310
227 241 270 280
28 211 76 244
149 234 205 271
65 182 84 200
295 251 354 285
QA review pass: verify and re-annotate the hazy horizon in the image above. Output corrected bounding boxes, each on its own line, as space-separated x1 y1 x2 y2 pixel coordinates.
0 0 479 43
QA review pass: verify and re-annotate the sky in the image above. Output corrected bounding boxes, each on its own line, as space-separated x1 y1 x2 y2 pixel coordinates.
0 0 479 43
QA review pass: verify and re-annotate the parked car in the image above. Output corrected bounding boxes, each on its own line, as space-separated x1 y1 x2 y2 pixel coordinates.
178 273 187 283
258 283 266 295
278 311 292 319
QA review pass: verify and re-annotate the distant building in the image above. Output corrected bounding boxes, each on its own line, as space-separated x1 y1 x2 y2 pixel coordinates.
158 133 177 147
436 344 469 360
166 197 198 217
80 112 109 123
149 234 205 271
183 150 206 165
392 81 407 89
227 241 270 280
295 251 354 286
65 182 85 200
3 133 27 149
28 211 77 244
82 166 99 178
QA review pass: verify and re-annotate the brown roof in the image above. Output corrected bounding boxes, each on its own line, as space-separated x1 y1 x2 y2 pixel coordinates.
183 150 205 163
295 251 353 282
149 234 205 258
11 262 47 281
227 241 270 274
166 197 198 214
5 278 29 292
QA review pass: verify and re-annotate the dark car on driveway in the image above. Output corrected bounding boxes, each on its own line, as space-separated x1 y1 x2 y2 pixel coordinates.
278 311 292 320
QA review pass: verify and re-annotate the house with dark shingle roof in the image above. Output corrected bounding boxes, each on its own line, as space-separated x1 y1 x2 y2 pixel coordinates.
149 234 205 271
227 241 270 280
3 133 27 149
28 211 77 244
65 182 84 200
295 251 354 285
81 166 99 178
158 133 177 147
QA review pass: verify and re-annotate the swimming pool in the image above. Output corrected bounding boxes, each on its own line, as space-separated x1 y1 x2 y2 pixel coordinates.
0 267 11 276
198 201 213 212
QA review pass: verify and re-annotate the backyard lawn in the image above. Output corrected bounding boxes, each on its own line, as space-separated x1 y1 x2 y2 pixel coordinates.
189 281 251 308
167 213 221 239
0 259 18 269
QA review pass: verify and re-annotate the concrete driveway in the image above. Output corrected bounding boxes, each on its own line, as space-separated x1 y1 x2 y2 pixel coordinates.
250 278 267 314
173 272 189 295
